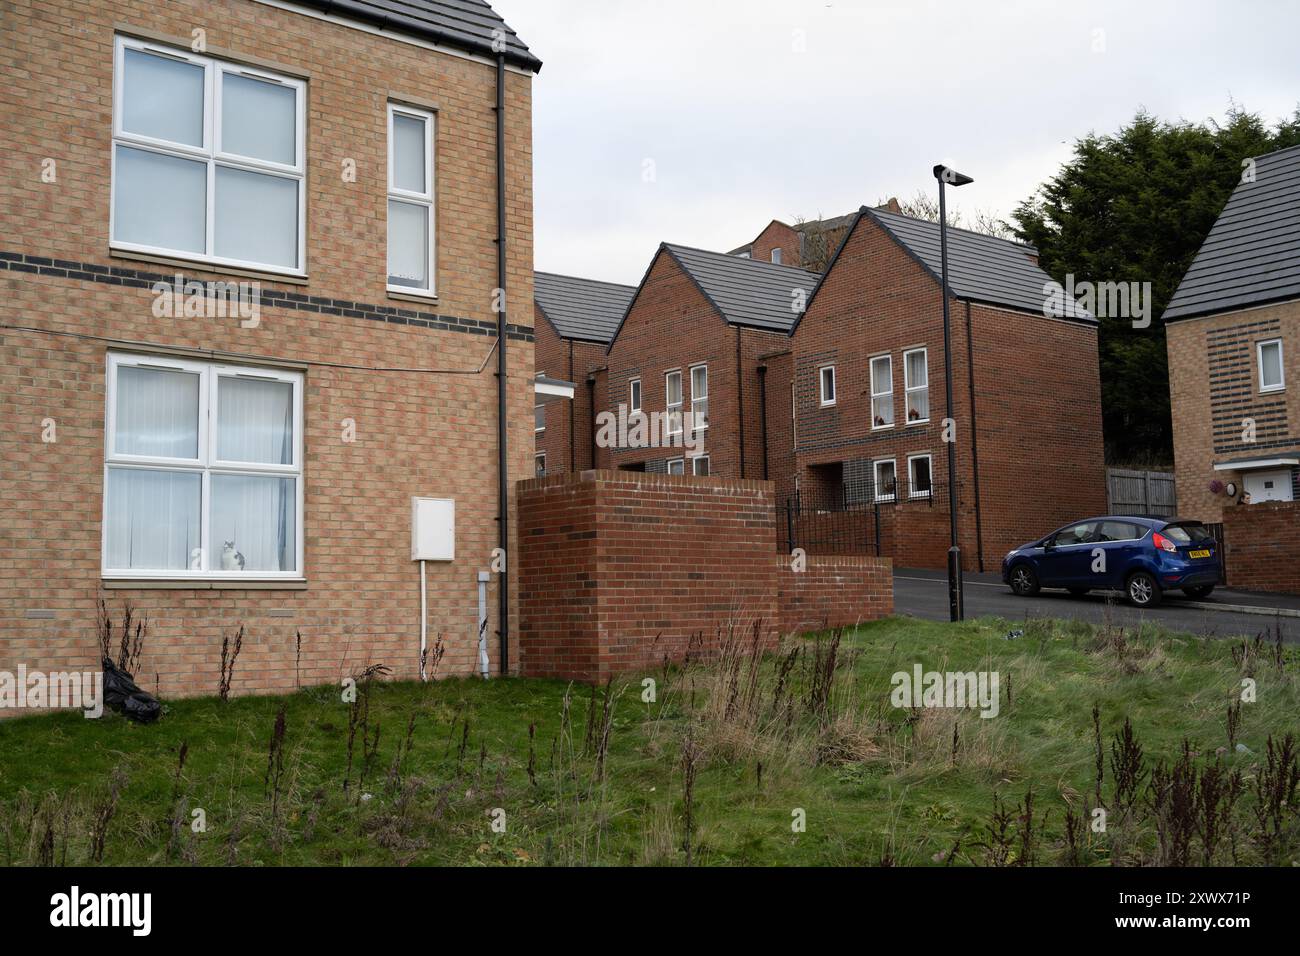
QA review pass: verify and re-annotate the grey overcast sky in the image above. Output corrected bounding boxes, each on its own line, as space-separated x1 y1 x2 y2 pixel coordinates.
502 0 1300 286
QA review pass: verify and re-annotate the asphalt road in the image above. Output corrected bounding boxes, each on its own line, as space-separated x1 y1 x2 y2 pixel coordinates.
894 569 1299 642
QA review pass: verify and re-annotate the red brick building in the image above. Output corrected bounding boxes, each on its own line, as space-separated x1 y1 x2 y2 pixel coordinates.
0 0 540 699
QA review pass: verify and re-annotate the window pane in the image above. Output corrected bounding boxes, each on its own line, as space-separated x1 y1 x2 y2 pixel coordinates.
214 166 299 267
211 474 297 573
217 376 295 465
222 72 297 165
104 468 201 571
871 357 891 392
907 387 930 422
906 351 928 388
122 48 204 147
114 365 201 458
630 381 641 411
1261 343 1282 387
535 405 545 431
693 456 710 477
392 112 427 193
667 373 682 406
911 457 932 495
876 462 896 498
114 146 206 253
691 366 707 397
668 460 684 475
388 199 429 288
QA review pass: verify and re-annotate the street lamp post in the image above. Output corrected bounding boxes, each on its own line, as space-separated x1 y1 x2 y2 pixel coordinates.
933 164 973 623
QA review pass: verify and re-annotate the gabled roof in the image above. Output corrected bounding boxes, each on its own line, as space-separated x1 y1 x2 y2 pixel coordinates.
534 272 637 345
794 206 1094 330
605 244 820 352
294 0 541 72
1163 144 1300 322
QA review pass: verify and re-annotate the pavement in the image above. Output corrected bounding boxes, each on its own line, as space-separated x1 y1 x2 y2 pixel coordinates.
893 567 1300 642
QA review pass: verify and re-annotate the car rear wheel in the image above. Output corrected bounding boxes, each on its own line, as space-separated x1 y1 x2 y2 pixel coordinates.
1067 587 1090 597
1009 564 1040 597
1126 571 1161 608
1184 584 1215 600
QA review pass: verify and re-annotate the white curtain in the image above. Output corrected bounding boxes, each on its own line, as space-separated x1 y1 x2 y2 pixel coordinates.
104 468 201 570
906 351 929 421
211 475 296 572
217 376 294 464
115 365 200 458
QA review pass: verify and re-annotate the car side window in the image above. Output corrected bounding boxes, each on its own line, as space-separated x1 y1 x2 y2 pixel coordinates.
1097 521 1141 542
1055 522 1097 546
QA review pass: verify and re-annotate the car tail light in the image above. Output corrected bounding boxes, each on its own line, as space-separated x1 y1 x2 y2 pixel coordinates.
1152 532 1178 554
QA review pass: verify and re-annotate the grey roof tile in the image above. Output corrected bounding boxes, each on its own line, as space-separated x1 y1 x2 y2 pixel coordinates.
534 272 637 344
1164 144 1300 321
295 0 541 71
663 244 819 333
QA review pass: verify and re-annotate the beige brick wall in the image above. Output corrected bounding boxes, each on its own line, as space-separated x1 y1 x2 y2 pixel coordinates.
1167 300 1300 523
0 0 537 701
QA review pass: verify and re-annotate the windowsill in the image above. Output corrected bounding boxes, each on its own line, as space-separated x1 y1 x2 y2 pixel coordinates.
906 420 930 427
102 578 308 591
820 402 837 408
872 425 894 432
1260 387 1286 395
110 247 309 285
387 288 439 306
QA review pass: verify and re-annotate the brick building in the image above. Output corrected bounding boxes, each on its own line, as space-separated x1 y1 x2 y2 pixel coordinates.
533 271 635 476
0 0 540 698
1165 144 1300 523
787 206 1107 572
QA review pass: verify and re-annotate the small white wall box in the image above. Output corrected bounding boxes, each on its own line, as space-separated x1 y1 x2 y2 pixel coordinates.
411 497 456 561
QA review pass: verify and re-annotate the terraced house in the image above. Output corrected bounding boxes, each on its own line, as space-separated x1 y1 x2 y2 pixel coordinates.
1165 144 1300 521
0 0 540 697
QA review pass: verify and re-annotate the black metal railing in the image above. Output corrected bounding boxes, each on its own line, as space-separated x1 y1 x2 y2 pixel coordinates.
781 482 946 555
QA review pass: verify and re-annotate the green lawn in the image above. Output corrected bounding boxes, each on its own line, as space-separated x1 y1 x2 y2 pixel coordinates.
2 614 1297 866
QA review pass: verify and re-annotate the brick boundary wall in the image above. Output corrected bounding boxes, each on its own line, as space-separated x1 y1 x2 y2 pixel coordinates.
1222 502 1300 595
517 471 893 683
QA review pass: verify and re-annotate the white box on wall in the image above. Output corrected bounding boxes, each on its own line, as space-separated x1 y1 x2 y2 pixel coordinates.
412 497 456 561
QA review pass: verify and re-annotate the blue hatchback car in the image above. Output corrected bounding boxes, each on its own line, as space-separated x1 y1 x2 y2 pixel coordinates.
1001 516 1222 608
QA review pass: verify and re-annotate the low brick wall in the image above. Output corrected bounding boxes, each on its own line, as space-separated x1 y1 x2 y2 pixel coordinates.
1223 502 1300 595
517 471 893 682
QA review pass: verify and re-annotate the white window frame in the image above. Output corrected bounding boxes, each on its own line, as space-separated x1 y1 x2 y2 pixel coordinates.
904 347 930 425
535 453 546 477
665 370 683 437
870 354 893 430
629 378 642 415
873 458 897 503
819 365 837 407
110 35 307 276
667 458 685 475
102 352 305 580
692 454 711 477
690 364 709 432
386 102 437 297
907 453 933 499
1258 339 1285 393
771 248 782 264
535 403 546 433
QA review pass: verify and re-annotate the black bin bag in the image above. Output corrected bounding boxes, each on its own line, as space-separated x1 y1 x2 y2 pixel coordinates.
101 657 162 724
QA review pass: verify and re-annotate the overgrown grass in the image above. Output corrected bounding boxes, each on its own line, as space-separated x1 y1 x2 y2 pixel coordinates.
2 615 1297 866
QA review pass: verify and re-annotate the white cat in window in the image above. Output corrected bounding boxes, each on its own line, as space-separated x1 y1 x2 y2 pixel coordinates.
221 541 246 572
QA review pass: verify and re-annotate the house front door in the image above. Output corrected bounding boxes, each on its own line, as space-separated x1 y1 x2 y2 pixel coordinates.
1243 469 1294 503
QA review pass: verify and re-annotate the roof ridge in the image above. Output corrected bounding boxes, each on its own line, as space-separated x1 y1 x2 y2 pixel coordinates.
870 207 1036 251
664 241 821 279
535 270 637 290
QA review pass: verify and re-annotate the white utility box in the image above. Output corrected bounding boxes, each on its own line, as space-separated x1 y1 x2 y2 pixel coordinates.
411 497 456 561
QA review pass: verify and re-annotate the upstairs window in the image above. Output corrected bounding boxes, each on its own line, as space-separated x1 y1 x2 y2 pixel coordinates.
820 365 837 406
629 378 642 415
870 355 893 428
387 103 436 295
771 248 783 264
665 371 683 437
534 404 546 433
690 365 709 432
904 348 930 423
1259 339 1285 392
111 36 306 274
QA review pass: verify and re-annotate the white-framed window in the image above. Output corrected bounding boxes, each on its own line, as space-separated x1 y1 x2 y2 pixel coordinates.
535 404 545 433
771 248 783 264
103 353 304 579
1258 339 1285 392
908 454 933 499
387 102 436 296
667 458 685 475
665 370 683 437
690 365 709 432
692 455 711 477
873 458 897 502
110 35 307 275
535 453 546 477
870 355 893 429
819 365 837 406
629 378 642 415
905 348 930 424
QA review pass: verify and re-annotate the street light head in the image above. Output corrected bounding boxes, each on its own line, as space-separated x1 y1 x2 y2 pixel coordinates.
933 165 974 187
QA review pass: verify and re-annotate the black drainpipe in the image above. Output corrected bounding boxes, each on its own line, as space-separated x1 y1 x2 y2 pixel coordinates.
964 301 985 572
757 363 769 480
735 328 746 478
494 54 509 674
